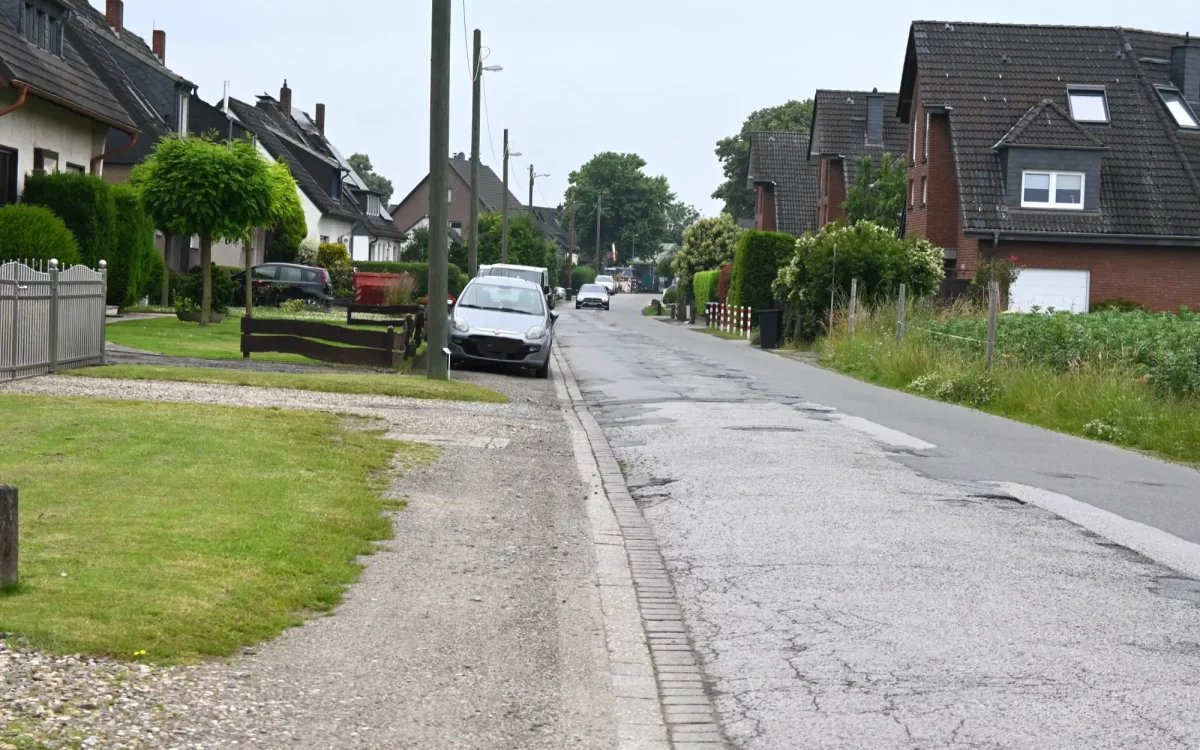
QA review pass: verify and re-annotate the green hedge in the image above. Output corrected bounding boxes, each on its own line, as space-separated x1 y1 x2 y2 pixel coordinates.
110 184 160 306
181 264 237 312
693 270 719 314
21 171 116 268
571 266 597 291
353 261 468 296
729 230 794 315
0 204 81 266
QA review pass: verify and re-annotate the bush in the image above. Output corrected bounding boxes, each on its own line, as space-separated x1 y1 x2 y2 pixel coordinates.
109 183 159 307
671 214 743 298
774 221 943 341
571 266 597 291
138 247 166 303
0 204 81 266
353 261 468 296
642 300 663 316
969 256 1023 306
317 242 353 297
729 230 794 315
1092 298 1150 314
662 288 677 305
279 298 306 315
384 273 418 306
21 171 116 267
693 270 719 314
297 238 319 266
182 264 236 313
909 372 1000 407
716 264 733 303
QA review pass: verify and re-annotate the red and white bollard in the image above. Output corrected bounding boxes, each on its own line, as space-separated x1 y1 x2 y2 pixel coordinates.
745 306 752 339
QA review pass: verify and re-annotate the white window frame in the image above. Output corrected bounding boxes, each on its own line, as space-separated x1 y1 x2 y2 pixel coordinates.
911 113 918 161
1066 87 1110 124
1021 170 1085 210
909 179 915 208
923 111 931 160
921 176 927 206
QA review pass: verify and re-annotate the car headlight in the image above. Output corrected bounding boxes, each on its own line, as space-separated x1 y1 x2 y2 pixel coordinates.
451 317 470 333
526 325 548 340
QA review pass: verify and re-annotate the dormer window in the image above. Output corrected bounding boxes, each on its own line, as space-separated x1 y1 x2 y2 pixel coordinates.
1155 87 1199 129
1022 171 1084 210
18 2 64 57
1067 87 1109 123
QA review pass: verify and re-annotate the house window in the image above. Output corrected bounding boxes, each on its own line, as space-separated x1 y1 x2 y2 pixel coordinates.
33 148 58 174
923 112 930 160
19 3 64 57
1155 87 1200 129
0 148 17 205
320 235 330 243
921 176 927 206
65 162 85 174
1067 87 1109 123
911 115 918 161
450 221 463 230
331 176 342 201
176 92 190 136
1021 171 1084 209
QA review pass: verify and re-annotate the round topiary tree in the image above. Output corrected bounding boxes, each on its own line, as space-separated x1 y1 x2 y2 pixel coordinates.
0 204 81 266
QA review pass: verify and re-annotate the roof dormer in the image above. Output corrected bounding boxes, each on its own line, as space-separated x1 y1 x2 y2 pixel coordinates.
994 100 1106 212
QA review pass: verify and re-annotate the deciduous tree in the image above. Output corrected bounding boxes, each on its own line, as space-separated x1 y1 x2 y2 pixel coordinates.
712 100 813 219
348 153 394 204
842 153 906 230
565 152 673 266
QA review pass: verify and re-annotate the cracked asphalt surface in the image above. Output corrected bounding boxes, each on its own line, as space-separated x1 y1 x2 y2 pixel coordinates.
556 296 1200 749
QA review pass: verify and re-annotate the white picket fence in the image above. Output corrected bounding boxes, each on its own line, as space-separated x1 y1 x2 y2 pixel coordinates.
706 302 752 339
0 259 107 381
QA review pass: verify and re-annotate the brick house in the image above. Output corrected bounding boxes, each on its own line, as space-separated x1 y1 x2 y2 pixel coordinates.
746 131 818 236
808 89 908 228
390 154 521 238
898 21 1200 312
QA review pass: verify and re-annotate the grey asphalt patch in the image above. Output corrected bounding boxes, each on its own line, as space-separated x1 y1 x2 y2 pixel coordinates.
558 296 1200 750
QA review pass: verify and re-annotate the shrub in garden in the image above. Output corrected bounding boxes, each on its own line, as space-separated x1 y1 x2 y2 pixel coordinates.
0 204 81 265
297 237 319 265
969 256 1023 306
571 266 597 291
662 288 677 304
693 269 719 315
384 273 418 306
137 247 166 302
716 263 733 303
279 298 306 314
729 230 795 314
182 264 235 313
21 171 116 267
774 221 942 340
1092 298 1150 314
672 214 743 303
354 261 468 296
109 183 159 306
317 242 353 297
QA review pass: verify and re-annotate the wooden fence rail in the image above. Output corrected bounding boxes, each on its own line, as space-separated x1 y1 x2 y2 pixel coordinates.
241 317 410 368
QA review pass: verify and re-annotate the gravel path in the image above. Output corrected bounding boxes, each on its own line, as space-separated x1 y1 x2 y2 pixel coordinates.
0 367 616 748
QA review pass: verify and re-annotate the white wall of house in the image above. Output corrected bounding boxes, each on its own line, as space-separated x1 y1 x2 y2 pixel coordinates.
0 89 110 197
318 215 353 246
210 229 267 269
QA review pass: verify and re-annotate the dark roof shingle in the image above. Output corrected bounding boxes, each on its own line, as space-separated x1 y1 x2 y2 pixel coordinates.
448 158 521 212
810 90 909 185
747 131 819 236
900 21 1200 238
996 99 1107 149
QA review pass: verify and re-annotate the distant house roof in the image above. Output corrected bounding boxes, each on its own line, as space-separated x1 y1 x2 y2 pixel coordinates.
809 89 908 184
898 21 1200 239
0 0 134 131
527 205 570 252
447 157 522 211
747 131 819 236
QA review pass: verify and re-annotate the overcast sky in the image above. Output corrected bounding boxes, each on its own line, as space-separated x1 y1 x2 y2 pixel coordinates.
96 0 1191 217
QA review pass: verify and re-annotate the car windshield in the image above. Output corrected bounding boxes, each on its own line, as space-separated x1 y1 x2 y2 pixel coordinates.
581 284 606 294
458 283 545 316
483 268 543 287
595 276 614 284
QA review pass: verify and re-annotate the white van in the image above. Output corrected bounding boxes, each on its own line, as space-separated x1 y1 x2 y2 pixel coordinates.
478 264 553 307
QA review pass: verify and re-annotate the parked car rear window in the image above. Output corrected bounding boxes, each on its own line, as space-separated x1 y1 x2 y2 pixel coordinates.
301 268 322 283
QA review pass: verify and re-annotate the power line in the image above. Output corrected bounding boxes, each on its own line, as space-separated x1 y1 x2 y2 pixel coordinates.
481 75 500 166
461 0 476 82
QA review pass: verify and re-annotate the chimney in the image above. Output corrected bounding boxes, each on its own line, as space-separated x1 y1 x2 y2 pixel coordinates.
152 30 166 64
105 0 123 31
1171 35 1200 104
315 103 325 136
279 80 292 117
866 87 885 146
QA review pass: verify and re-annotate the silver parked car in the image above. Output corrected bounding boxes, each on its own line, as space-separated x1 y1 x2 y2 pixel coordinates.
449 276 557 378
575 283 610 310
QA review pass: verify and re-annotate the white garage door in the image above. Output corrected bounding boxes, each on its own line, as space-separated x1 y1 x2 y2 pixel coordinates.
1009 269 1090 313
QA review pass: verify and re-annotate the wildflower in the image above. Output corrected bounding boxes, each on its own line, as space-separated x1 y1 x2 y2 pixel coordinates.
134 649 147 657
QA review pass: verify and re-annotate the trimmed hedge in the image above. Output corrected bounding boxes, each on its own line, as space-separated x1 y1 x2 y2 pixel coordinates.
693 269 719 315
729 230 795 316
353 261 468 296
21 171 116 268
571 266 597 291
110 183 159 306
0 204 81 266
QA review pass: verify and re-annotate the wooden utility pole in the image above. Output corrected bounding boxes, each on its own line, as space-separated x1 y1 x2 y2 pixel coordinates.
594 194 603 270
468 28 482 279
567 189 576 292
848 278 858 338
528 164 535 210
0 485 16 589
426 0 451 379
896 283 907 342
986 279 1000 374
501 128 510 263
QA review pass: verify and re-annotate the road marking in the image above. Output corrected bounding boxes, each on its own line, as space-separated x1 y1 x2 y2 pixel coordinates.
994 482 1200 580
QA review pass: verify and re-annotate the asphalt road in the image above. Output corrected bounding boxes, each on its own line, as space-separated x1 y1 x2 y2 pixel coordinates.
556 294 1200 749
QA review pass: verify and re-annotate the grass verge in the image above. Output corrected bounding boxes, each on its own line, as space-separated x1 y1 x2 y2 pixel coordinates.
694 326 751 341
822 314 1200 467
0 394 438 662
68 364 508 404
107 316 307 361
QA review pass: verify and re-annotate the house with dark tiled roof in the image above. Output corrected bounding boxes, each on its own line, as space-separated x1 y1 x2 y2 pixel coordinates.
0 0 137 204
390 153 523 246
808 89 908 229
746 131 818 236
899 21 1200 312
229 81 405 263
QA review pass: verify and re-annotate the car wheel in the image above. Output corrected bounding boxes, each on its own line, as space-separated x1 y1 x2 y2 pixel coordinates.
575 303 581 309
534 360 550 379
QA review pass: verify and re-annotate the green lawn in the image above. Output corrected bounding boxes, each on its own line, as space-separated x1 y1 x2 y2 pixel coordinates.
70 364 507 403
106 316 308 361
0 394 437 662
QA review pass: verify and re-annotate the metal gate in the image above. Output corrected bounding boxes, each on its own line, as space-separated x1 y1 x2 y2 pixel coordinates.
0 259 107 382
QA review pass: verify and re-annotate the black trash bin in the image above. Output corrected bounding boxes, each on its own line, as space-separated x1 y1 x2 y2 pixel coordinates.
759 309 784 350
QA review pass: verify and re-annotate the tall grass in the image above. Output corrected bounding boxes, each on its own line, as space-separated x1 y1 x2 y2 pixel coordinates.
821 301 1200 466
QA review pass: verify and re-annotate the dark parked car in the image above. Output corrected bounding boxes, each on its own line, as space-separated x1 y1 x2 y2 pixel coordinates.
232 263 334 310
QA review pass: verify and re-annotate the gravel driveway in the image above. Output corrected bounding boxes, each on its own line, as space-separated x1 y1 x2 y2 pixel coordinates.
0 368 616 749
